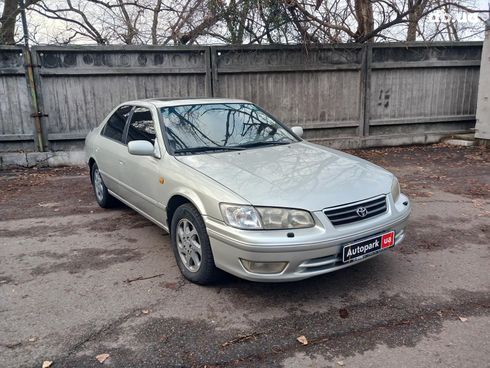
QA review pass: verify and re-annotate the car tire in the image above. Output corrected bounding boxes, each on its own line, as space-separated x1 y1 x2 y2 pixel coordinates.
170 203 221 284
91 163 117 208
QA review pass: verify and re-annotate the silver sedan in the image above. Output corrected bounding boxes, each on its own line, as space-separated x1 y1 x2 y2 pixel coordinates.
85 98 411 284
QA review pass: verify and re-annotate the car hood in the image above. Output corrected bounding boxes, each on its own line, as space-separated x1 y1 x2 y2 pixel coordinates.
176 142 394 211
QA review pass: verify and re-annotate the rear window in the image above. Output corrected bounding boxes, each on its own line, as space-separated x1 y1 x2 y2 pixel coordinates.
102 105 132 143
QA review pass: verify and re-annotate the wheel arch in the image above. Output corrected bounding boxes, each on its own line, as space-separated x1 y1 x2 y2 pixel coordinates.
166 191 206 232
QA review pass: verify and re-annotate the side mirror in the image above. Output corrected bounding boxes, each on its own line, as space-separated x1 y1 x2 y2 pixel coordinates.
291 126 303 138
128 140 155 156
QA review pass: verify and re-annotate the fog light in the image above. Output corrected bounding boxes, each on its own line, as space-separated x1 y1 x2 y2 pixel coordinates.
240 259 288 274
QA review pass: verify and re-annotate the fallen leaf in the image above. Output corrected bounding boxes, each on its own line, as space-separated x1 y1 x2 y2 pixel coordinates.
42 361 53 368
459 317 468 322
337 361 345 366
96 353 110 363
296 335 308 345
142 309 150 314
436 311 443 317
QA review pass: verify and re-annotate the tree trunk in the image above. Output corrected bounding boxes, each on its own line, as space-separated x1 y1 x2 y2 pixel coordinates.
151 0 163 45
179 15 220 44
354 0 374 41
445 4 459 41
0 0 18 44
406 2 424 41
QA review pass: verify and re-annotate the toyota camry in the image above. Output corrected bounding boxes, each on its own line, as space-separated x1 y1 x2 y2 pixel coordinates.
84 98 411 284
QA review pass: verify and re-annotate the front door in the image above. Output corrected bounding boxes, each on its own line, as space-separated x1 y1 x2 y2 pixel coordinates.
121 106 167 223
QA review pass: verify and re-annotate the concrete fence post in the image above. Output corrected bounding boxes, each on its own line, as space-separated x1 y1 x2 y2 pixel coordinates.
475 20 490 145
22 47 48 152
359 44 372 137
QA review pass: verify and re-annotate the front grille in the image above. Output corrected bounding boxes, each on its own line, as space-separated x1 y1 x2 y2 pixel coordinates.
324 195 387 226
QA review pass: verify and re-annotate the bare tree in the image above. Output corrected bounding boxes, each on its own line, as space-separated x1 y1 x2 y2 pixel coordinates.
3 0 488 45
31 0 108 43
407 0 426 41
354 0 374 40
1 0 41 44
288 0 487 43
405 0 487 42
150 0 163 44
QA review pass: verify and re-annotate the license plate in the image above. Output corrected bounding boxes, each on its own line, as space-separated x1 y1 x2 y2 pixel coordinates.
342 231 395 263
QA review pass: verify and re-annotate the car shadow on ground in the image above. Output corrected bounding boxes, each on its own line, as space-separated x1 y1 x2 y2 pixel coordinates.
205 254 392 303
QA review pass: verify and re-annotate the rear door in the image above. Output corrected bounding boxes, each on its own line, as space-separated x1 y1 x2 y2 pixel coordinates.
121 106 167 222
96 105 133 196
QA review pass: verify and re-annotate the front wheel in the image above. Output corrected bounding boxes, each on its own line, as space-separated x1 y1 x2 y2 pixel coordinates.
170 203 221 284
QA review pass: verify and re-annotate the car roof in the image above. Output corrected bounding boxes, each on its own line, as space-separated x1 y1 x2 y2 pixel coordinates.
124 97 251 108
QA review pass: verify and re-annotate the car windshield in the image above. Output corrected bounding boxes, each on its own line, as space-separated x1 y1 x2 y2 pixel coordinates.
159 103 299 155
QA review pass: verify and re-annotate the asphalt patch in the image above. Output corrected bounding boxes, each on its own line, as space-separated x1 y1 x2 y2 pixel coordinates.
29 247 143 276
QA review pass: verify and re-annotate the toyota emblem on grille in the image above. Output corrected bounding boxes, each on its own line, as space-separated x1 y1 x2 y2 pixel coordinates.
356 206 368 217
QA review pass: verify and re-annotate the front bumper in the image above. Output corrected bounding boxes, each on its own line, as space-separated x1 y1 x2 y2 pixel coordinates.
205 194 411 282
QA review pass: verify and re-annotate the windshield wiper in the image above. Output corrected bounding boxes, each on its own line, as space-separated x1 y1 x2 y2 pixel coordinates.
174 146 245 155
236 141 292 149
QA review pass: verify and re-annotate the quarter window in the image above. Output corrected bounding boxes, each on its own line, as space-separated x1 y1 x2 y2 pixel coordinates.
102 105 132 143
126 107 156 144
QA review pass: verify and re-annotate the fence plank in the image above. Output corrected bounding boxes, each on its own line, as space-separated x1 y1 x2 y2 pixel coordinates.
32 46 210 139
211 45 365 139
0 46 34 150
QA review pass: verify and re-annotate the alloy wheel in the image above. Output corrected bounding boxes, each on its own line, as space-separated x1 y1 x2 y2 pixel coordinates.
176 218 202 272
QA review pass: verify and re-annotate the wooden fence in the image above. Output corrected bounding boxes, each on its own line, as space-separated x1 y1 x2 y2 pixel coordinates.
0 42 482 152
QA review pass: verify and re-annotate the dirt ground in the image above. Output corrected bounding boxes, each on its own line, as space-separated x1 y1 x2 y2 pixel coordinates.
0 144 489 368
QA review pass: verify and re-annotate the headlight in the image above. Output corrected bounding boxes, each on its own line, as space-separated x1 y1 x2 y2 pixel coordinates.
256 207 314 229
220 203 314 230
391 177 400 203
220 204 262 229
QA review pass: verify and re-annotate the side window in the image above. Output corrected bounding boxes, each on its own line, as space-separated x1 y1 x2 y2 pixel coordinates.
126 107 156 144
102 105 132 143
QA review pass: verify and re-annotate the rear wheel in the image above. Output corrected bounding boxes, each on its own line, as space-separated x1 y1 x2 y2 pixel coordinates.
170 203 221 284
91 163 117 208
